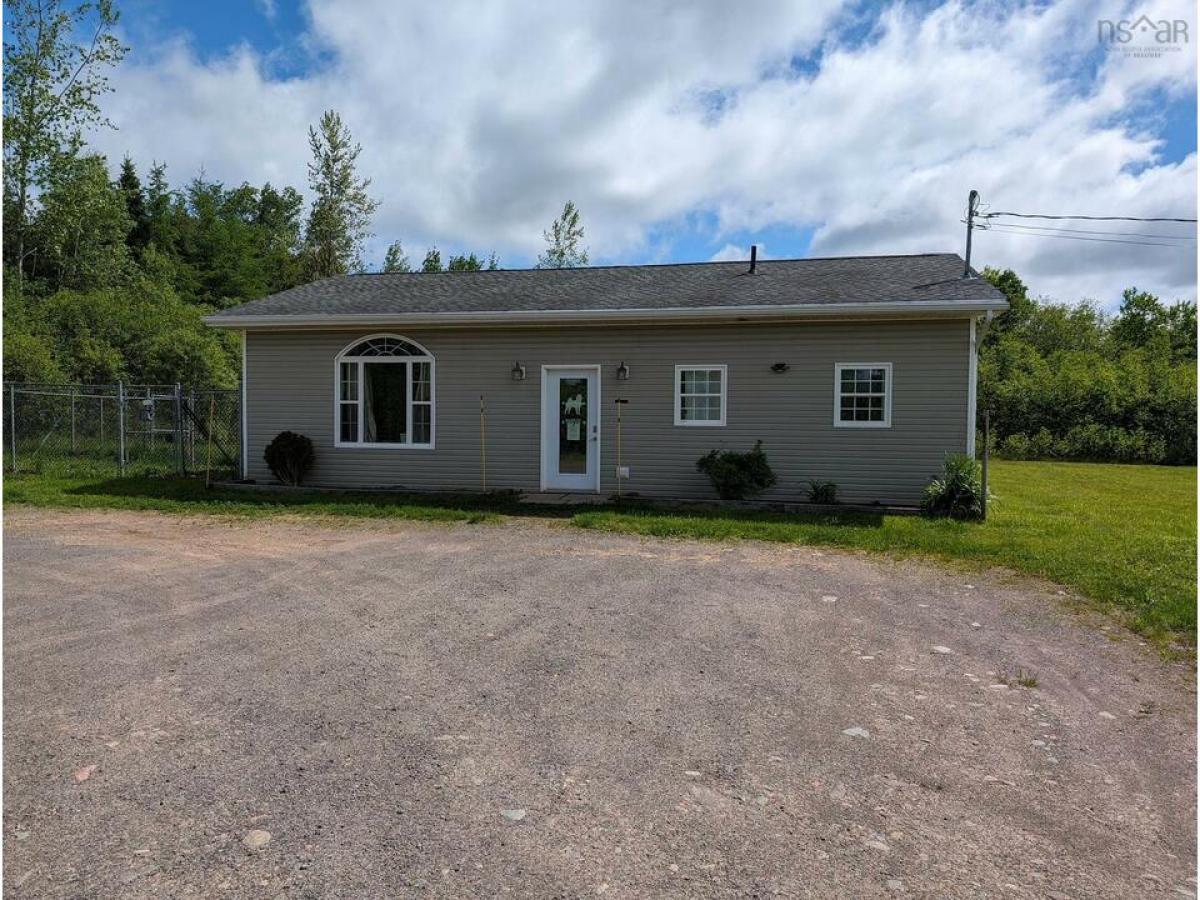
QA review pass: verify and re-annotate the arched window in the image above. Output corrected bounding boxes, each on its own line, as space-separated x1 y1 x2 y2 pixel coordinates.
335 334 434 448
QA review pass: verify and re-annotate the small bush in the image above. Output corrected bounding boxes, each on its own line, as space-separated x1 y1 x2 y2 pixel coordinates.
921 453 984 520
807 480 838 504
696 440 777 502
264 431 315 486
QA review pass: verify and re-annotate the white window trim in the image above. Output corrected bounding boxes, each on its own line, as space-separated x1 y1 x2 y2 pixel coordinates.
674 364 727 427
333 333 436 450
540 365 602 493
833 362 893 429
967 317 978 457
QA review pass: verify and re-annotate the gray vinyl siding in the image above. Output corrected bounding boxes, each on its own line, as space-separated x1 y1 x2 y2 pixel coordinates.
244 320 972 505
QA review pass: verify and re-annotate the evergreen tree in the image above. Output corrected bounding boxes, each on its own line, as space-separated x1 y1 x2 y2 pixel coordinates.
118 156 151 250
421 247 442 273
536 201 588 268
302 110 380 278
144 161 178 251
383 240 411 273
256 183 304 291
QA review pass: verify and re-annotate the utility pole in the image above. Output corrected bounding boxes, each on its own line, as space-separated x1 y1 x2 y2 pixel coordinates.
963 189 980 278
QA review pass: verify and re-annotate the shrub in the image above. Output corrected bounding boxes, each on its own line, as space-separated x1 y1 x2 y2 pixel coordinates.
696 440 777 502
997 425 1169 464
264 431 315 486
807 480 838 504
921 453 984 520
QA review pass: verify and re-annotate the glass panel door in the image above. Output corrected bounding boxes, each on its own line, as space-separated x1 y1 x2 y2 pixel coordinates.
542 368 599 491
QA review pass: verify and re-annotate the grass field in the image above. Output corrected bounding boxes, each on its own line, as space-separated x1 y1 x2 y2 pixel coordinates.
5 460 1195 645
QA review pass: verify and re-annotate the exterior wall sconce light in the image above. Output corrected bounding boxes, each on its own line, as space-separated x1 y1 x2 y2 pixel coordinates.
771 362 790 373
616 361 630 381
511 362 526 381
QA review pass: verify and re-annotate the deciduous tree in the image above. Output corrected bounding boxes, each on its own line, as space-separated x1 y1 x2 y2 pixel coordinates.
536 201 588 268
3 0 127 283
302 110 380 278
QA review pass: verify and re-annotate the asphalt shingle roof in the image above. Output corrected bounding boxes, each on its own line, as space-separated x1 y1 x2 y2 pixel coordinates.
208 253 1006 320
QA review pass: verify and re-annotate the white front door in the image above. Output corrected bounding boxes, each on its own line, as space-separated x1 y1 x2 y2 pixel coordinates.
541 367 600 491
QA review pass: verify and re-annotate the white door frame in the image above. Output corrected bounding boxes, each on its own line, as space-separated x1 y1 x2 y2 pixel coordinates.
540 365 601 492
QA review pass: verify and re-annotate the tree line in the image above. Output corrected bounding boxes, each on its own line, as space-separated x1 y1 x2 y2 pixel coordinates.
980 269 1195 465
2 1 1194 465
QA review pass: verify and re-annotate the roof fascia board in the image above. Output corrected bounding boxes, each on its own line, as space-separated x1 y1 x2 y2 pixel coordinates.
205 299 1008 330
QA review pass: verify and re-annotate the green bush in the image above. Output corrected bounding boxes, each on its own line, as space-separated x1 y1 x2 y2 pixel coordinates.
807 480 838 504
3 329 66 383
263 431 315 486
921 454 984 520
998 425 1169 464
696 440 777 502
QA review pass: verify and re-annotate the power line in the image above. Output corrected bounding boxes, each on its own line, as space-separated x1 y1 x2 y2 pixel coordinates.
964 220 1200 241
980 223 1195 248
980 211 1197 223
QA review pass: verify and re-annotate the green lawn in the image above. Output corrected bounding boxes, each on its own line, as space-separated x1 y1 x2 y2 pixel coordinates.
5 460 1195 645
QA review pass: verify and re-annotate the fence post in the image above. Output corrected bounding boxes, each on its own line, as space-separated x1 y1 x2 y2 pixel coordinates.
9 383 17 473
71 389 77 454
205 396 216 488
174 383 184 476
188 388 196 468
117 381 126 475
981 408 990 521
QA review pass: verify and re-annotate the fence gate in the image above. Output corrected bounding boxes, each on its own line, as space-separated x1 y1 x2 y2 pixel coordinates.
4 382 240 480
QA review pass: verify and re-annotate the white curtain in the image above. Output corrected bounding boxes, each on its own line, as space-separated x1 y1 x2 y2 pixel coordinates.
363 365 378 442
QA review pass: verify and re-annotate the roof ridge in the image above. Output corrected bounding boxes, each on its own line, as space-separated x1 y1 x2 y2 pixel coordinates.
350 252 963 277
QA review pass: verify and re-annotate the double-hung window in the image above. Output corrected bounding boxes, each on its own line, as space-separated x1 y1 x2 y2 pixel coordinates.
834 362 892 428
335 335 435 448
675 365 727 426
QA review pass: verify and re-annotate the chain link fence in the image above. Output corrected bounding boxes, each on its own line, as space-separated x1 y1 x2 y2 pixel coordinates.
3 382 241 480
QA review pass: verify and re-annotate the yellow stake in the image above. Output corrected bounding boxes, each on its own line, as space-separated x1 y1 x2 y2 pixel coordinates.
480 395 487 493
614 398 628 500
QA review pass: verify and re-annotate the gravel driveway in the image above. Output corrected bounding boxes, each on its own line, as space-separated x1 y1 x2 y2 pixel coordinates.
3 507 1195 898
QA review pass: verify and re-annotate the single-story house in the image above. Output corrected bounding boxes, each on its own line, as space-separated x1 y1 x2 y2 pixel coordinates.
204 251 1008 505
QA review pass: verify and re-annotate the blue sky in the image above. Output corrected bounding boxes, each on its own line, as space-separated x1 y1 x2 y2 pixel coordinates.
87 0 1197 304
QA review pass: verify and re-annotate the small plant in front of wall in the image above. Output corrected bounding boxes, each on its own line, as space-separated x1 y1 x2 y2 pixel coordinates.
807 480 838 505
264 431 315 486
920 453 985 520
695 440 777 503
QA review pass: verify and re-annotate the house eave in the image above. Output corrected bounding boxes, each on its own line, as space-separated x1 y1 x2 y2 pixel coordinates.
204 299 1008 330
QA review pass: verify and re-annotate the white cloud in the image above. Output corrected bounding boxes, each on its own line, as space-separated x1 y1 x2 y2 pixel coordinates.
709 243 757 262
88 0 1197 305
